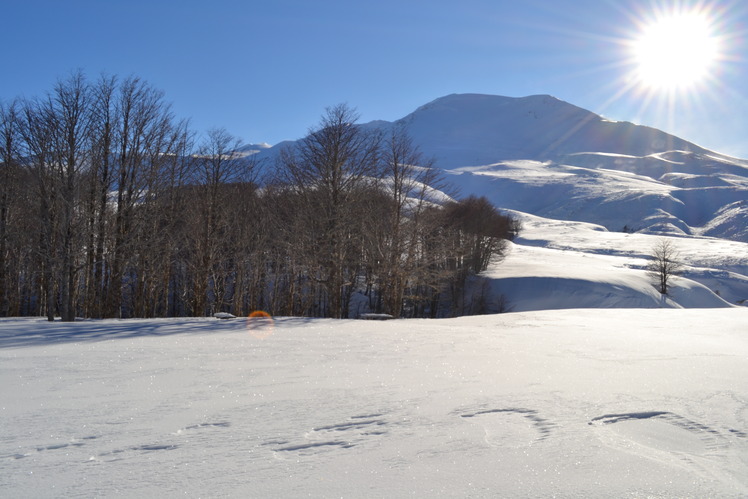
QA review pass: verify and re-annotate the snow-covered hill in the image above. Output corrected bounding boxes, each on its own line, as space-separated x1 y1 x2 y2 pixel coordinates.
482 212 748 311
3 97 747 498
253 93 748 309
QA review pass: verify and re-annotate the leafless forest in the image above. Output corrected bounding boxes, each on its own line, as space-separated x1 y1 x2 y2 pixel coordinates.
0 72 516 321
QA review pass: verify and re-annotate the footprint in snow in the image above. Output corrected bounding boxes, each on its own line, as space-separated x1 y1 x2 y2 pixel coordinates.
271 413 389 457
459 408 554 448
174 421 231 435
589 411 729 455
2 436 99 460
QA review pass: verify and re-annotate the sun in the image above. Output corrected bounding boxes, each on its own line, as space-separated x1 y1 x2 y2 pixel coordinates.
631 10 721 91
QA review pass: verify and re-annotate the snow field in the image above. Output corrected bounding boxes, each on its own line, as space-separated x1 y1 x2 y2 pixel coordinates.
1 309 747 497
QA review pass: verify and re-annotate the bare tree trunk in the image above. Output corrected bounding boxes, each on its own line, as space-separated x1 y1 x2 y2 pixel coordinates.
0 100 22 317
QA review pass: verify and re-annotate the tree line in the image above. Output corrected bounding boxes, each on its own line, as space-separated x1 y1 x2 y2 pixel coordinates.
0 72 518 321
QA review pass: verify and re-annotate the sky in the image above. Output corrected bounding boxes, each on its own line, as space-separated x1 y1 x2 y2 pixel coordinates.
3 0 748 157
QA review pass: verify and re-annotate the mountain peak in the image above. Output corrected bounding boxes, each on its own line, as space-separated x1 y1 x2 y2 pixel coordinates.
393 93 703 167
419 92 560 105
414 93 579 113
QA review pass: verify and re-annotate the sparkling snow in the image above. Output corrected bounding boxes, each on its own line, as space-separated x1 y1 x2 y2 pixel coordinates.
1 309 746 497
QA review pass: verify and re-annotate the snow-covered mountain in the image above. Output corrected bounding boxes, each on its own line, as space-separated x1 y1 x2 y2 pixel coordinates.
257 93 748 241
253 93 748 309
390 94 748 240
388 93 710 166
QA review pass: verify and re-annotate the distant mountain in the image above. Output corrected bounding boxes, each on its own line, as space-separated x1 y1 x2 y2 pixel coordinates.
387 93 709 167
236 142 272 153
253 93 748 242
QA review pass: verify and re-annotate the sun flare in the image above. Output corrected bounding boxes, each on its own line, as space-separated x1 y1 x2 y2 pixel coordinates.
631 10 721 91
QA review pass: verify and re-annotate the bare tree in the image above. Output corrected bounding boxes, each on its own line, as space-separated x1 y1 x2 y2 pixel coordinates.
376 126 442 317
443 195 512 274
278 104 381 318
441 196 514 315
0 99 22 316
51 72 93 321
188 127 253 316
106 76 176 317
647 238 683 295
128 119 194 318
83 74 117 318
20 95 60 321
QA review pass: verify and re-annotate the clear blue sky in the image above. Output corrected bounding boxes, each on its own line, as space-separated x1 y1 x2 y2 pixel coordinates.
3 0 748 157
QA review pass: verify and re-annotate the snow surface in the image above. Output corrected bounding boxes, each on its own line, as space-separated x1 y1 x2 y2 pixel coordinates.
1 309 747 497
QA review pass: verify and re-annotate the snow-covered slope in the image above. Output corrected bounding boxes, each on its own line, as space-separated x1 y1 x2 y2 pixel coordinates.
481 212 748 311
441 155 748 237
386 96 748 309
2 312 747 497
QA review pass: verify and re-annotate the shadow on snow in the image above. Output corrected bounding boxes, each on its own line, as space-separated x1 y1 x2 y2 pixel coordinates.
0 316 316 348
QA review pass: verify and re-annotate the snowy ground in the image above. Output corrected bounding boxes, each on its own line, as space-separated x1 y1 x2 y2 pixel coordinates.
2 309 747 498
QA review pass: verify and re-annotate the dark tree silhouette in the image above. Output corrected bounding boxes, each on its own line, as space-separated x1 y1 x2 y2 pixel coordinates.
647 238 683 295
